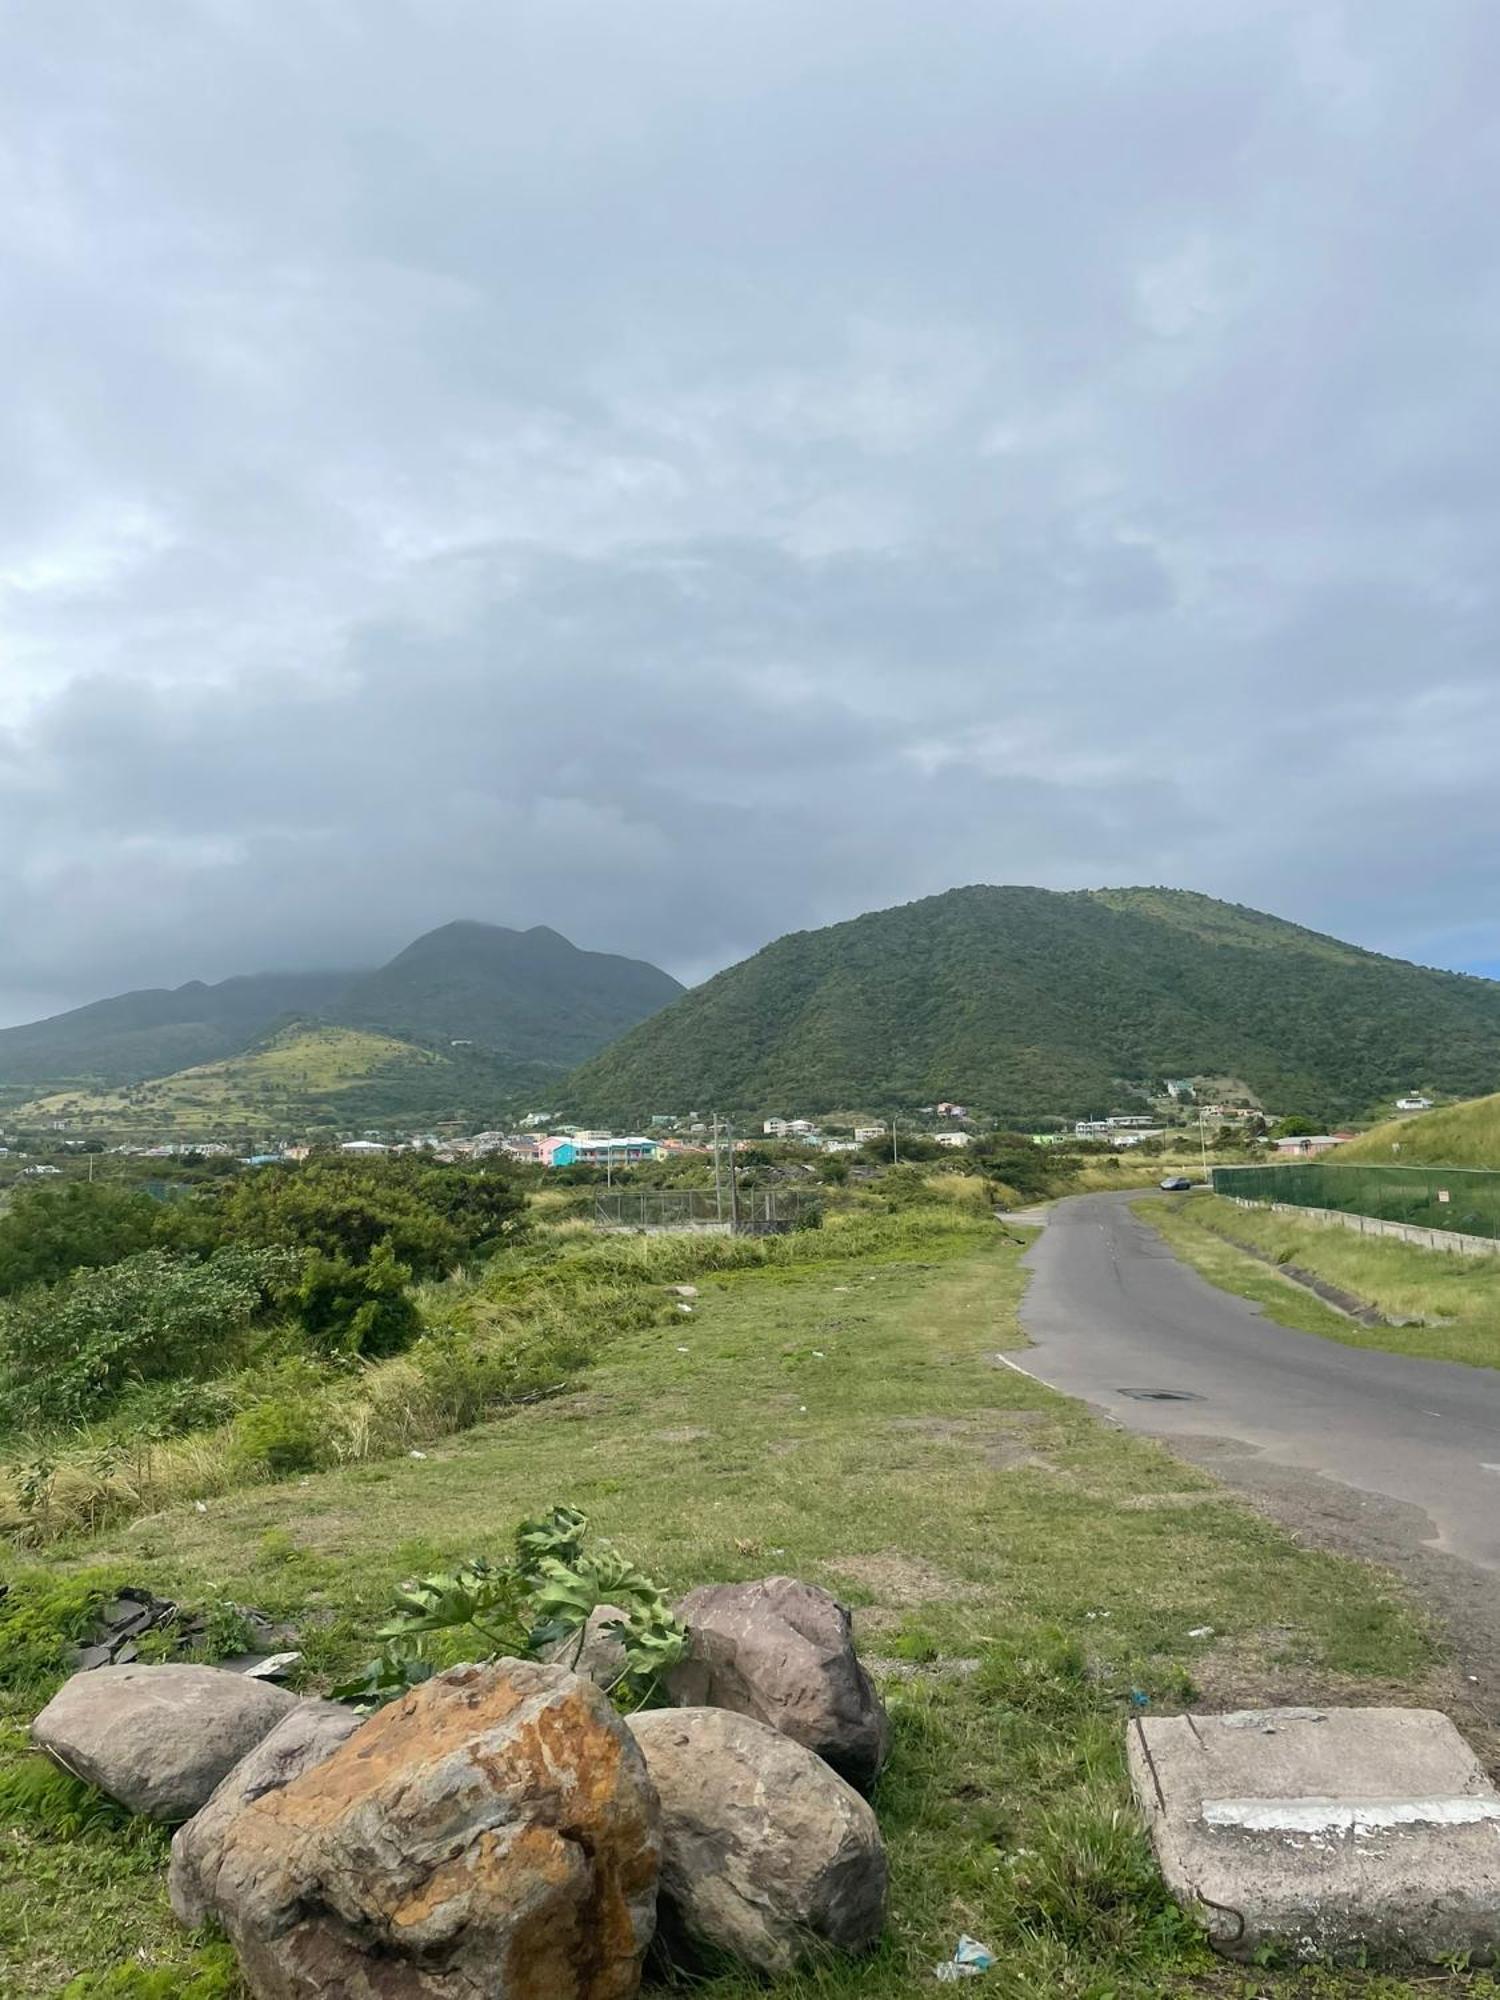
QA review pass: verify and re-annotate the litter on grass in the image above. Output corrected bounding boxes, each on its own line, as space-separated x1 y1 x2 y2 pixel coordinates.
934 1935 996 1981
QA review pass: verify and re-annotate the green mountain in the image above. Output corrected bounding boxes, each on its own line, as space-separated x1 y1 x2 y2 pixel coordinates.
334 922 683 1066
0 970 353 1089
0 923 682 1098
565 886 1500 1124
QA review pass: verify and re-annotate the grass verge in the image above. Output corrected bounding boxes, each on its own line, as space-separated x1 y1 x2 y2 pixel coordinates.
2 1221 1489 1998
1144 1193 1500 1371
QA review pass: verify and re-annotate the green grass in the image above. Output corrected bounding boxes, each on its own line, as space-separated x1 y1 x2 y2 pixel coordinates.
14 1023 453 1139
3 1216 1484 1998
1144 1193 1500 1370
1341 1092 1500 1168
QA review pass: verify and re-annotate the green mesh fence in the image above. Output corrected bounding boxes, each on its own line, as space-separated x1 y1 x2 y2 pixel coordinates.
1211 1162 1500 1240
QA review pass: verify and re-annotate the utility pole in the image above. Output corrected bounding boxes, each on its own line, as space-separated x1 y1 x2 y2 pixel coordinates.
711 1114 725 1224
726 1119 741 1232
891 1114 900 1166
1198 1105 1210 1182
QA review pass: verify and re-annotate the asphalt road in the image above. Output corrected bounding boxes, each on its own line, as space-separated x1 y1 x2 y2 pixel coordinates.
1015 1192 1500 1575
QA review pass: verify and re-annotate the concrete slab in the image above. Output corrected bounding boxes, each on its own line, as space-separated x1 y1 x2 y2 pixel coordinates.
1128 1706 1500 1964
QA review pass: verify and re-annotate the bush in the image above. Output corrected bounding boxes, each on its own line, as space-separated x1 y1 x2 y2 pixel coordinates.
0 1181 160 1296
0 1247 296 1432
295 1239 421 1358
228 1396 330 1478
166 1156 526 1279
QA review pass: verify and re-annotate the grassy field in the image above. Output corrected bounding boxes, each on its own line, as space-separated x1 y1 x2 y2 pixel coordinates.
1144 1192 1500 1371
3 1211 1487 2000
14 1025 444 1139
1341 1093 1500 1167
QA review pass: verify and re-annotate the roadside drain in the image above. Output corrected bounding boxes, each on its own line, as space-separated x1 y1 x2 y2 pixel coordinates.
1116 1388 1207 1403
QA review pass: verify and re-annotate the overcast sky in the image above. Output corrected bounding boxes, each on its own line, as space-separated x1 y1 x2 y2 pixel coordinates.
3 0 1498 1024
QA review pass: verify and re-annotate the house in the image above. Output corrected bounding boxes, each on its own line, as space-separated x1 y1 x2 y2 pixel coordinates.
933 1131 971 1148
1107 1115 1156 1130
1164 1079 1195 1100
1075 1120 1112 1139
340 1139 388 1154
541 1134 659 1168
1111 1129 1164 1149
1396 1095 1433 1113
936 1102 968 1118
1271 1134 1347 1157
853 1126 886 1143
763 1118 790 1136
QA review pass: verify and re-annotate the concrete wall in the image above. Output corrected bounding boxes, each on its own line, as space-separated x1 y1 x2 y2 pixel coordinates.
1227 1197 1500 1259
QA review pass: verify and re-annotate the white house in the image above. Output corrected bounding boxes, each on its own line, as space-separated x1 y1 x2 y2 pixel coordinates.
853 1125 886 1143
1396 1095 1433 1112
933 1131 971 1149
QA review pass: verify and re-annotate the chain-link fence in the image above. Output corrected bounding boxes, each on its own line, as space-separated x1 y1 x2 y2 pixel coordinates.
1211 1162 1500 1240
592 1187 824 1235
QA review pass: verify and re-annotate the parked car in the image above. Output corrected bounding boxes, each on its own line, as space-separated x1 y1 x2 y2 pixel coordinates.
1158 1175 1193 1191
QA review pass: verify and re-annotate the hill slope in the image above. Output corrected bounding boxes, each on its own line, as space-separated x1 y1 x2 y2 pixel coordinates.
1339 1094 1500 1168
13 1024 516 1138
334 922 683 1065
567 886 1500 1123
0 923 682 1095
0 971 353 1089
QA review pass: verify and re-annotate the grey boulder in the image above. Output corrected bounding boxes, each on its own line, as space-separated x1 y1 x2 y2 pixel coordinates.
32 1662 300 1822
171 1699 362 1926
668 1576 888 1788
629 1706 887 1975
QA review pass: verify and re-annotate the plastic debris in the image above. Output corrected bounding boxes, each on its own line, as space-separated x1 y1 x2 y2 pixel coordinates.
676 1344 691 1353
934 1935 996 1981
1187 1625 1214 1639
1129 1689 1150 1709
237 1650 302 1680
677 1302 694 1313
194 1500 208 1513
409 1449 428 1459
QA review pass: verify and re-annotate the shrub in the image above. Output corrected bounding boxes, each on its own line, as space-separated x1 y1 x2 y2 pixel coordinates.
0 1246 296 1431
0 1566 125 1694
166 1156 526 1279
228 1399 329 1478
0 1180 161 1296
295 1239 421 1358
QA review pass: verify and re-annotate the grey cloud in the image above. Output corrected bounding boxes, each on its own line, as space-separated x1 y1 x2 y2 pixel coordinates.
1 0 1498 1021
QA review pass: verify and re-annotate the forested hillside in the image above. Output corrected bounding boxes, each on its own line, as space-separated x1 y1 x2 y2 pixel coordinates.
0 923 681 1098
567 886 1500 1123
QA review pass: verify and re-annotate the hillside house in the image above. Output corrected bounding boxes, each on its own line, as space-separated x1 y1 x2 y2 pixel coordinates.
1271 1134 1347 1157
1396 1094 1433 1112
933 1131 971 1148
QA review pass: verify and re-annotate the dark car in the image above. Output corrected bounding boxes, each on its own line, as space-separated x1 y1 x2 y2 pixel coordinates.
1158 1175 1193 1191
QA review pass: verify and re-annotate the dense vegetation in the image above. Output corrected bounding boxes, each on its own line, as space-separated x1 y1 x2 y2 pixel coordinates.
1339 1091 1500 1167
0 1158 527 1457
0 921 681 1102
568 884 1500 1123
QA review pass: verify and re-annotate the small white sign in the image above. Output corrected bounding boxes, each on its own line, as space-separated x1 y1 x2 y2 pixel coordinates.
1437 1188 1450 1204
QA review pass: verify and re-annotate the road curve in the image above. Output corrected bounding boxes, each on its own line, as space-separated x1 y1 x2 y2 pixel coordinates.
1016 1192 1500 1574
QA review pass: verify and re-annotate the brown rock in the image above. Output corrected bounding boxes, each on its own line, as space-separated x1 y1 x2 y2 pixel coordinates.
32 1663 300 1822
171 1700 362 1926
668 1577 888 1788
628 1706 887 1975
173 1659 660 1999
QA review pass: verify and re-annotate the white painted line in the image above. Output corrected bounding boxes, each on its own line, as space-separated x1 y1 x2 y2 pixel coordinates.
1203 1794 1500 1834
1482 1464 1500 1476
992 1352 1042 1381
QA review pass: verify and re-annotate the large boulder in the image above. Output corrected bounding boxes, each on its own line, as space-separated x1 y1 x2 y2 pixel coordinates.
32 1663 300 1822
668 1577 888 1788
172 1659 660 2000
171 1700 362 1926
628 1707 887 1975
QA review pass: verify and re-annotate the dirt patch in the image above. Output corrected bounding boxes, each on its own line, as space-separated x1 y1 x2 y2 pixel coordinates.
547 1391 617 1422
1120 1489 1225 1512
650 1426 713 1445
765 1438 802 1457
887 1411 1053 1472
827 1550 977 1607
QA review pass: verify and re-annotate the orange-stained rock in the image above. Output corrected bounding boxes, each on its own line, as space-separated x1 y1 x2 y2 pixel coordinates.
168 1659 660 2000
